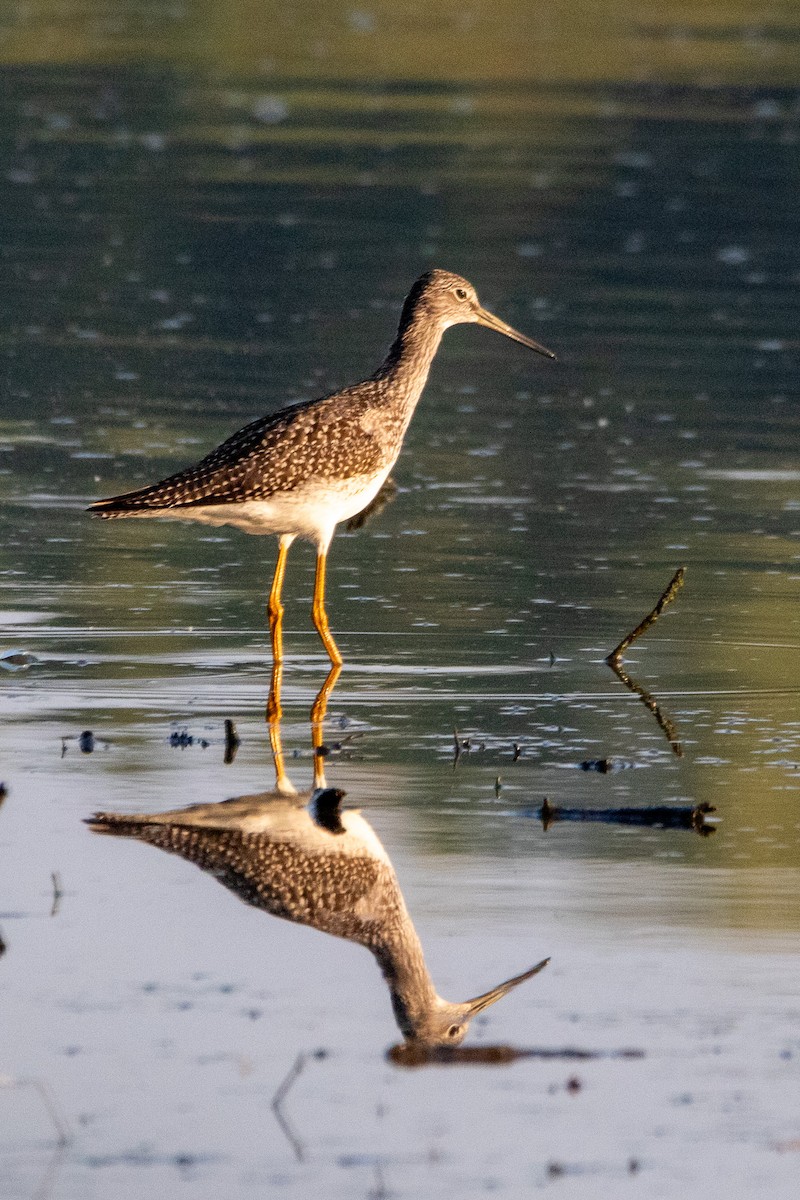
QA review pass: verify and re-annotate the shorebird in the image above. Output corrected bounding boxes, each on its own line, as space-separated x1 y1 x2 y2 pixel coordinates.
89 269 555 664
87 787 548 1045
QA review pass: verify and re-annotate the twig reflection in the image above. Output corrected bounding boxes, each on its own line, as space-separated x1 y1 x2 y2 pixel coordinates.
606 655 683 757
270 1050 327 1162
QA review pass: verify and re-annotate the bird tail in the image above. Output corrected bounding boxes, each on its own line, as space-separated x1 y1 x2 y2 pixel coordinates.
87 478 187 517
85 811 149 833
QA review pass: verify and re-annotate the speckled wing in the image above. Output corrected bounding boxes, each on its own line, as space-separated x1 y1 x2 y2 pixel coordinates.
88 387 386 516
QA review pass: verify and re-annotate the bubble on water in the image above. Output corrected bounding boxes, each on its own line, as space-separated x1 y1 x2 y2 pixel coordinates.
717 245 750 265
348 9 375 32
752 98 781 119
159 313 194 331
614 150 653 169
251 95 288 124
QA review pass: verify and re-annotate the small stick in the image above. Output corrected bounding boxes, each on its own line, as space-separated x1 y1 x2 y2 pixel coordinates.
223 719 240 765
606 567 685 664
50 872 63 918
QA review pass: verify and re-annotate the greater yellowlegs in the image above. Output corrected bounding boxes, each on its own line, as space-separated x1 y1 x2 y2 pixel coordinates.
88 787 548 1045
89 269 555 664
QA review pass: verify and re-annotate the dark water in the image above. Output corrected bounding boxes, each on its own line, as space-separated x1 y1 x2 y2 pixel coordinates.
1 3 799 1197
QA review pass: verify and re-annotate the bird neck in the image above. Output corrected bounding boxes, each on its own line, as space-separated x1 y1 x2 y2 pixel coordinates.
374 921 442 1039
373 306 447 410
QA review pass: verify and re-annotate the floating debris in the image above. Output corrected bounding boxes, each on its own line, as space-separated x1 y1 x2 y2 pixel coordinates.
223 718 240 765
536 797 717 835
61 731 109 757
51 872 63 917
577 757 634 773
169 729 210 749
0 650 39 671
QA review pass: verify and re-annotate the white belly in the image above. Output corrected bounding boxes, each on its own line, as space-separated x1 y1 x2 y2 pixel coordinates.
122 469 392 545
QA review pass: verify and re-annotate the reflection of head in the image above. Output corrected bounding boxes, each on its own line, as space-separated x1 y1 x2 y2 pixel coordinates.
88 787 547 1046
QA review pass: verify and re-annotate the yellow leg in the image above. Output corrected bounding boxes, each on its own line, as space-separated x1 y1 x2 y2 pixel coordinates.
267 537 292 665
311 549 343 666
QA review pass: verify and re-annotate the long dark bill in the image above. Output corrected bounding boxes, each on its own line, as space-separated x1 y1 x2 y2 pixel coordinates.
474 305 556 360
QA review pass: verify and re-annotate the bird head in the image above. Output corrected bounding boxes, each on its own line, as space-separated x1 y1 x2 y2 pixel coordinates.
407 269 556 359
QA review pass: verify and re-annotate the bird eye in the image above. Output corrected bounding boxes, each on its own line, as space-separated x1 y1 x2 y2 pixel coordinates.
454 287 468 301
447 1024 462 1038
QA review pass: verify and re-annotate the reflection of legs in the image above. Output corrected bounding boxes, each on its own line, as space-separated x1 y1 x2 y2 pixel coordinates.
268 535 293 664
311 548 343 666
266 654 297 795
311 662 342 790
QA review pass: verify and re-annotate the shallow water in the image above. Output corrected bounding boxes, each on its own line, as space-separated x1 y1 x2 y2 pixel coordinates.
1 2 800 1197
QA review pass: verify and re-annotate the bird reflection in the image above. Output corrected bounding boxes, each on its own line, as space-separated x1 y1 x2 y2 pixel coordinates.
88 669 548 1046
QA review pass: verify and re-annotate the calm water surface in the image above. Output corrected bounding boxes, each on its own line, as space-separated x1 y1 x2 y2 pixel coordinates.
1 2 799 1197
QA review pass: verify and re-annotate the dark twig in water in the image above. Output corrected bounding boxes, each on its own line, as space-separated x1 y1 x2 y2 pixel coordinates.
50 872 63 917
607 657 683 757
271 1049 327 1163
538 797 717 836
223 719 240 765
606 566 686 664
388 1043 645 1068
